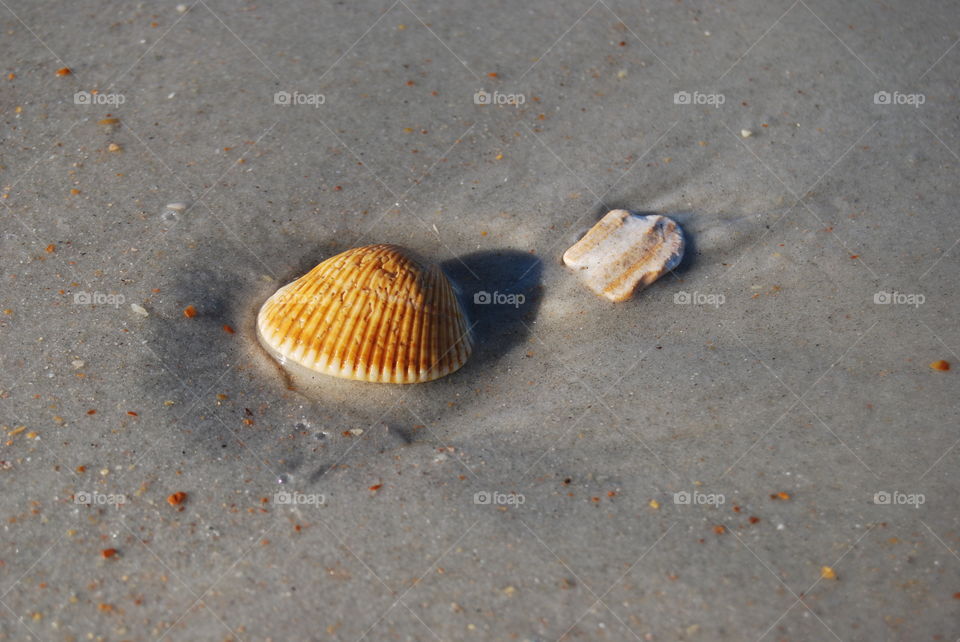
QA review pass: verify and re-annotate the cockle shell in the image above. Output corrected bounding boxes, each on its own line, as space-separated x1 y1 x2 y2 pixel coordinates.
563 210 684 302
257 244 473 383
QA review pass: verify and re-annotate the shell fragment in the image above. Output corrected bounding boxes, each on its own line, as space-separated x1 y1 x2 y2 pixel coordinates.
563 210 684 302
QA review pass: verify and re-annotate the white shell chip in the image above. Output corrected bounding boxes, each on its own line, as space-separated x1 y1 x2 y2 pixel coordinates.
563 210 684 302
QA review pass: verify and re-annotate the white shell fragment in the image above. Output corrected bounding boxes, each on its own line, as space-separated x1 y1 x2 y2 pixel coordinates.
562 210 684 302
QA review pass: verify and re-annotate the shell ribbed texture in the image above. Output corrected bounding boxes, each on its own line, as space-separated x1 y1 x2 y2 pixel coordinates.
257 244 472 383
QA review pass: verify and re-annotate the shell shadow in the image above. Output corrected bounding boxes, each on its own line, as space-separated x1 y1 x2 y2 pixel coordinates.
258 245 545 380
624 210 699 277
441 250 543 371
134 244 274 457
135 241 544 474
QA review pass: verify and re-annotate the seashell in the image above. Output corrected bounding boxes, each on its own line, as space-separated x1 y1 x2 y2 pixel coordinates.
257 244 473 383
563 210 684 302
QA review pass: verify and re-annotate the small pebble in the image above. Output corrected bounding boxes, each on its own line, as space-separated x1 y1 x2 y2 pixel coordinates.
930 360 950 371
71 360 84 369
741 129 753 138
176 3 188 12
130 303 149 317
165 201 189 212
107 143 121 152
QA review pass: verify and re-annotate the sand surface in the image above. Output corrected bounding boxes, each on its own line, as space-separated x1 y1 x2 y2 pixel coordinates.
2 1 958 640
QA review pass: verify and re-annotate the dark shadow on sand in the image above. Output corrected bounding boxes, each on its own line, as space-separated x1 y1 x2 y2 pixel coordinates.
135 241 544 473
441 249 543 372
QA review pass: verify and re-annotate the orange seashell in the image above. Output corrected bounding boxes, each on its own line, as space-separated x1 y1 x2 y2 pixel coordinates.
257 244 473 383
